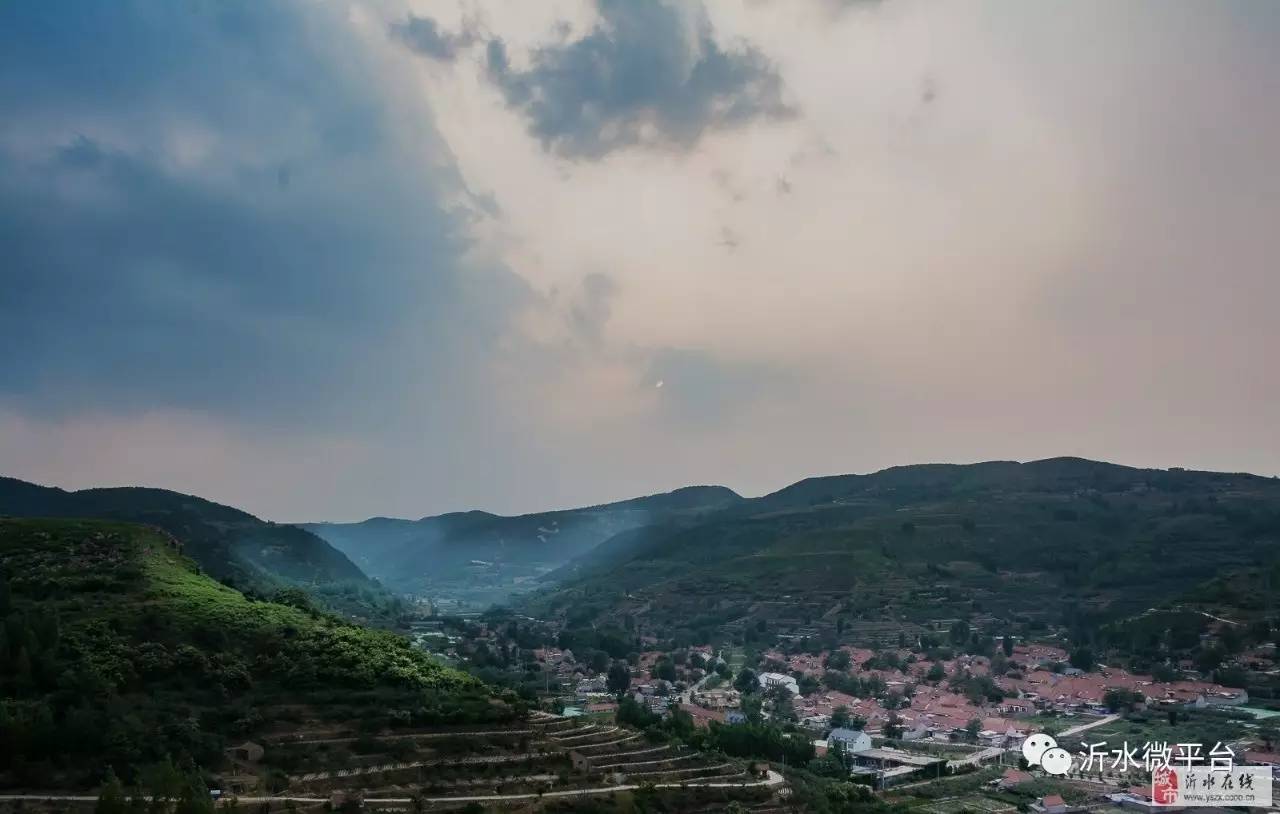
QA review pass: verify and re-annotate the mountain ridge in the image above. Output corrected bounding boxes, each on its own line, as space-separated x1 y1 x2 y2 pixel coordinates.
300 484 743 597
0 475 389 621
523 457 1280 638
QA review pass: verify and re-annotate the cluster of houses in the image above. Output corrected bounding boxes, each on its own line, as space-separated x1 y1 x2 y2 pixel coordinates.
755 643 1251 747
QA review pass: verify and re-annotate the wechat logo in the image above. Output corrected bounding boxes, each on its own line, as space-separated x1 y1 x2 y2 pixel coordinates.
1022 733 1072 777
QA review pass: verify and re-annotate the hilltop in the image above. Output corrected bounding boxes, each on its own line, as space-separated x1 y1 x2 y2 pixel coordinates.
301 485 741 601
0 477 400 623
525 458 1280 641
0 518 508 790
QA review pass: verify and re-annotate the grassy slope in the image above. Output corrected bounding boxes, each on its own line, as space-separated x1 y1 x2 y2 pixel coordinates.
0 476 410 626
0 518 505 789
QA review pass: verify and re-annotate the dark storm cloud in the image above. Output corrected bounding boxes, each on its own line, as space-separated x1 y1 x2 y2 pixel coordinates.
390 14 475 62
484 0 793 159
0 1 524 425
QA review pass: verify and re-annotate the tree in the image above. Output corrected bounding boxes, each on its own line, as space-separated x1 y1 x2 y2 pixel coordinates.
949 620 970 647
589 650 610 674
1069 647 1095 671
1002 635 1015 657
144 757 184 812
964 718 981 742
652 658 677 682
95 767 128 814
1220 625 1244 654
1103 689 1139 713
807 754 849 778
741 694 764 725
1196 647 1225 674
767 683 794 708
607 661 631 695
270 587 317 616
1214 665 1248 689
1259 725 1278 750
926 662 946 682
773 695 796 723
798 674 821 696
824 650 852 671
831 705 851 729
173 771 214 814
734 667 758 694
1152 662 1178 682
616 696 658 729
884 711 903 739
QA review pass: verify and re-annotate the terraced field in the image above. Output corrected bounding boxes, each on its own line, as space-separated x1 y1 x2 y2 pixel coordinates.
268 711 783 810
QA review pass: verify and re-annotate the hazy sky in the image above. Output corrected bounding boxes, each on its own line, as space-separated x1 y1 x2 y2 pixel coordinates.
3 0 1279 521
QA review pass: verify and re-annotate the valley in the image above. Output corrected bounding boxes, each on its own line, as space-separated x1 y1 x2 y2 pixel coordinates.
4 457 1280 812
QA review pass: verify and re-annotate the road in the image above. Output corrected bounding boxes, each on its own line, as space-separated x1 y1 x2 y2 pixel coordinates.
0 770 787 807
292 751 558 782
679 669 717 705
1058 714 1120 738
278 728 537 746
947 746 1005 768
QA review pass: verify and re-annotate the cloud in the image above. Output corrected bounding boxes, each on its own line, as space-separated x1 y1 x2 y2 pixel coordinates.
390 14 475 62
484 0 793 159
0 1 522 428
4 0 1280 522
567 272 618 346
644 348 789 428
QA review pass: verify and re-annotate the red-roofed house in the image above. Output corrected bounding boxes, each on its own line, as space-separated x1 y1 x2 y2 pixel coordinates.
679 704 726 728
999 768 1032 788
1032 794 1068 814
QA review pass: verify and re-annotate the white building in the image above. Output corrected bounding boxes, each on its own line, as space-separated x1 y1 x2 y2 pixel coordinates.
828 727 873 755
758 672 800 696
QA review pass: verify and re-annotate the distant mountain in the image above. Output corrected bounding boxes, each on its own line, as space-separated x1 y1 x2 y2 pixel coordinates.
525 458 1280 637
0 476 375 606
301 485 742 595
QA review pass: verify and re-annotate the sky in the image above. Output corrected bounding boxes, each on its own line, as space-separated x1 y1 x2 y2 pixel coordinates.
3 0 1279 522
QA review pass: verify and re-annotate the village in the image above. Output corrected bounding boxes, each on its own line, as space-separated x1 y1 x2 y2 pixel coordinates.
400 610 1280 811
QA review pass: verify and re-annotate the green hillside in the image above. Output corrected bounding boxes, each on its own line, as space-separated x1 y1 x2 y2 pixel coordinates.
302 485 741 597
0 518 510 790
0 477 403 624
526 458 1280 641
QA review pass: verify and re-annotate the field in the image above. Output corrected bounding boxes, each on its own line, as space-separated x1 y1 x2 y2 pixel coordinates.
1057 708 1257 757
917 795 1015 814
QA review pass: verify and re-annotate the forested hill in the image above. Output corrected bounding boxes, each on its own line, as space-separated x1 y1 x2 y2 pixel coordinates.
528 457 1280 636
302 484 741 593
0 518 509 790
0 476 396 623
